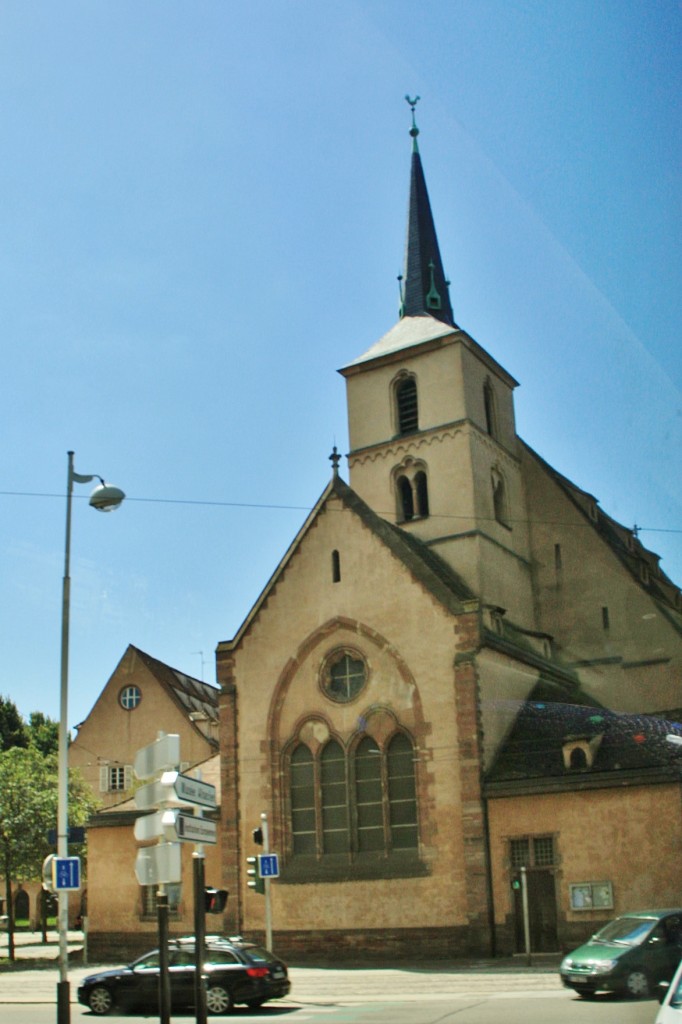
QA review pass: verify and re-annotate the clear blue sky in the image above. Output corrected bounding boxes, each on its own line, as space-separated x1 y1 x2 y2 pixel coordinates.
1 0 680 730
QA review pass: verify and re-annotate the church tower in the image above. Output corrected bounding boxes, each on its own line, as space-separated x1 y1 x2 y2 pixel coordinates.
339 102 536 626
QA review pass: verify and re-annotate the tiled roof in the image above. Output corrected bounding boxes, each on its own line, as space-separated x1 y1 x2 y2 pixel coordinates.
131 647 220 725
523 441 682 622
486 683 682 786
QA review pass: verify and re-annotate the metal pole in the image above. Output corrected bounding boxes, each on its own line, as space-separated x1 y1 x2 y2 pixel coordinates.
157 886 171 1024
520 865 531 965
193 852 207 1024
57 451 75 1024
261 812 272 951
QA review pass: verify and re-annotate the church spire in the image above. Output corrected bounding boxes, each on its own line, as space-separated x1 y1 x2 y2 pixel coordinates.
400 97 455 327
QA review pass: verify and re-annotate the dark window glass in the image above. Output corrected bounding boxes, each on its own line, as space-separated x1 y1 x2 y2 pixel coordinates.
398 475 414 521
355 737 384 851
321 741 350 853
415 471 429 517
387 734 418 849
397 378 418 434
290 745 316 854
484 380 497 437
327 654 366 702
332 549 341 583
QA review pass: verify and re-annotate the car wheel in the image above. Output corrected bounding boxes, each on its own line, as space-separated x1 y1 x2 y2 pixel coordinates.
246 998 267 1009
624 970 650 998
206 984 233 1015
88 985 114 1015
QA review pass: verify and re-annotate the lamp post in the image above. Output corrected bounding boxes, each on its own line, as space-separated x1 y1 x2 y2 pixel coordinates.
57 451 124 1024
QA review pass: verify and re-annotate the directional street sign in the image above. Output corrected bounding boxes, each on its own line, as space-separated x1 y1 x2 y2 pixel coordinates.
258 853 279 878
134 841 182 886
165 812 217 846
133 733 181 780
53 856 81 891
134 810 165 842
172 772 217 809
134 773 191 811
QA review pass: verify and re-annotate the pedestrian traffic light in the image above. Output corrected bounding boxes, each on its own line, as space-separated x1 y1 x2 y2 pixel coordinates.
204 887 228 914
246 856 265 894
252 827 263 845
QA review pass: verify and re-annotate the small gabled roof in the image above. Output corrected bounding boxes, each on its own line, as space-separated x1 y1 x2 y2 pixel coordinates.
130 646 220 733
220 473 476 651
522 441 682 623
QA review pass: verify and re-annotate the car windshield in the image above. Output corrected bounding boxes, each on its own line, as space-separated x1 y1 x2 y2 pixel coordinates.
134 952 161 970
593 917 655 945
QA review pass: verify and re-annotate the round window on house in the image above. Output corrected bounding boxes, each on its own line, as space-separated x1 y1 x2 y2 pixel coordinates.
322 651 367 703
119 685 142 710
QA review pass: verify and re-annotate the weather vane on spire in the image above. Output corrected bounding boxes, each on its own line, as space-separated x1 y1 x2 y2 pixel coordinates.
405 94 420 143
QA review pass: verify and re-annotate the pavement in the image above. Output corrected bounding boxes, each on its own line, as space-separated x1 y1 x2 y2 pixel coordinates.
0 930 564 1005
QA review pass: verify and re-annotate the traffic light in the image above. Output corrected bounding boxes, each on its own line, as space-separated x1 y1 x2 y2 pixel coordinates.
246 856 265 894
204 887 228 914
252 827 263 845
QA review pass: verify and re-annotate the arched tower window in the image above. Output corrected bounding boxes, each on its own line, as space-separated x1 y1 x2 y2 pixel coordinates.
396 376 418 435
492 467 510 528
397 475 415 521
395 464 429 523
415 471 429 517
483 379 497 438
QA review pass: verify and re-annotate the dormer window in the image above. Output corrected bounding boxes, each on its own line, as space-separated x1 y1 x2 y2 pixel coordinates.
396 376 418 435
563 734 603 771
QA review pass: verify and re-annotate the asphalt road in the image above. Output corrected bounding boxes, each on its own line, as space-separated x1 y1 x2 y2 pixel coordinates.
0 991 661 1023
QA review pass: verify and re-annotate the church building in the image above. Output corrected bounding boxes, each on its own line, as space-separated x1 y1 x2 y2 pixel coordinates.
215 106 682 960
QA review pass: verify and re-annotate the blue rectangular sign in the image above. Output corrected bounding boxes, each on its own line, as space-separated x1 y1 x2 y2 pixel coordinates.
258 853 279 878
53 856 81 891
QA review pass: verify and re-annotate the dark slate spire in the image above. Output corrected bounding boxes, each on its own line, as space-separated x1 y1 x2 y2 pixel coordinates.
399 97 455 327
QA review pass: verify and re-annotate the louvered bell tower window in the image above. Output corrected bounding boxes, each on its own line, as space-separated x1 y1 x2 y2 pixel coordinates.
396 378 418 434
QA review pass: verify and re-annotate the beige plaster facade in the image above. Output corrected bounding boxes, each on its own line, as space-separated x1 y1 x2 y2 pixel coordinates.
70 645 219 808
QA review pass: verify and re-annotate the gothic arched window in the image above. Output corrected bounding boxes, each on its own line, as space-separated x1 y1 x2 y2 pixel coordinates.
290 744 316 854
321 741 350 853
398 475 415 521
483 379 497 437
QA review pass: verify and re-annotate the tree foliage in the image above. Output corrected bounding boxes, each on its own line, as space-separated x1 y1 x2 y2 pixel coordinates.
0 746 99 960
0 696 28 751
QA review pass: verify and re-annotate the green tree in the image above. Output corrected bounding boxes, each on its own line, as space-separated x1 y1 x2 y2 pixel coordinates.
0 696 27 751
0 746 98 960
26 712 59 757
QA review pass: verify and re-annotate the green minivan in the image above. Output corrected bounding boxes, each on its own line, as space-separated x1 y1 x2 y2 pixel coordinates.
560 909 682 998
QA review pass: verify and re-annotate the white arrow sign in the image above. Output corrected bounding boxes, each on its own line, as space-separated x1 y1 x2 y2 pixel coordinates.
163 812 217 846
134 811 165 842
134 773 192 811
173 773 217 809
134 733 181 780
134 841 182 885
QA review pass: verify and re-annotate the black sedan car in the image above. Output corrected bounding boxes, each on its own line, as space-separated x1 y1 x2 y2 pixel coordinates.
77 936 290 1015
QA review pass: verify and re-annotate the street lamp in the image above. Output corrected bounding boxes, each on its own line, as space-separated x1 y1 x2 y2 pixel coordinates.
57 451 124 1024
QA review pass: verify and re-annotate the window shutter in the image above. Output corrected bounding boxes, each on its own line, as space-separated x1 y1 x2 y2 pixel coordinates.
99 766 109 792
124 765 133 790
